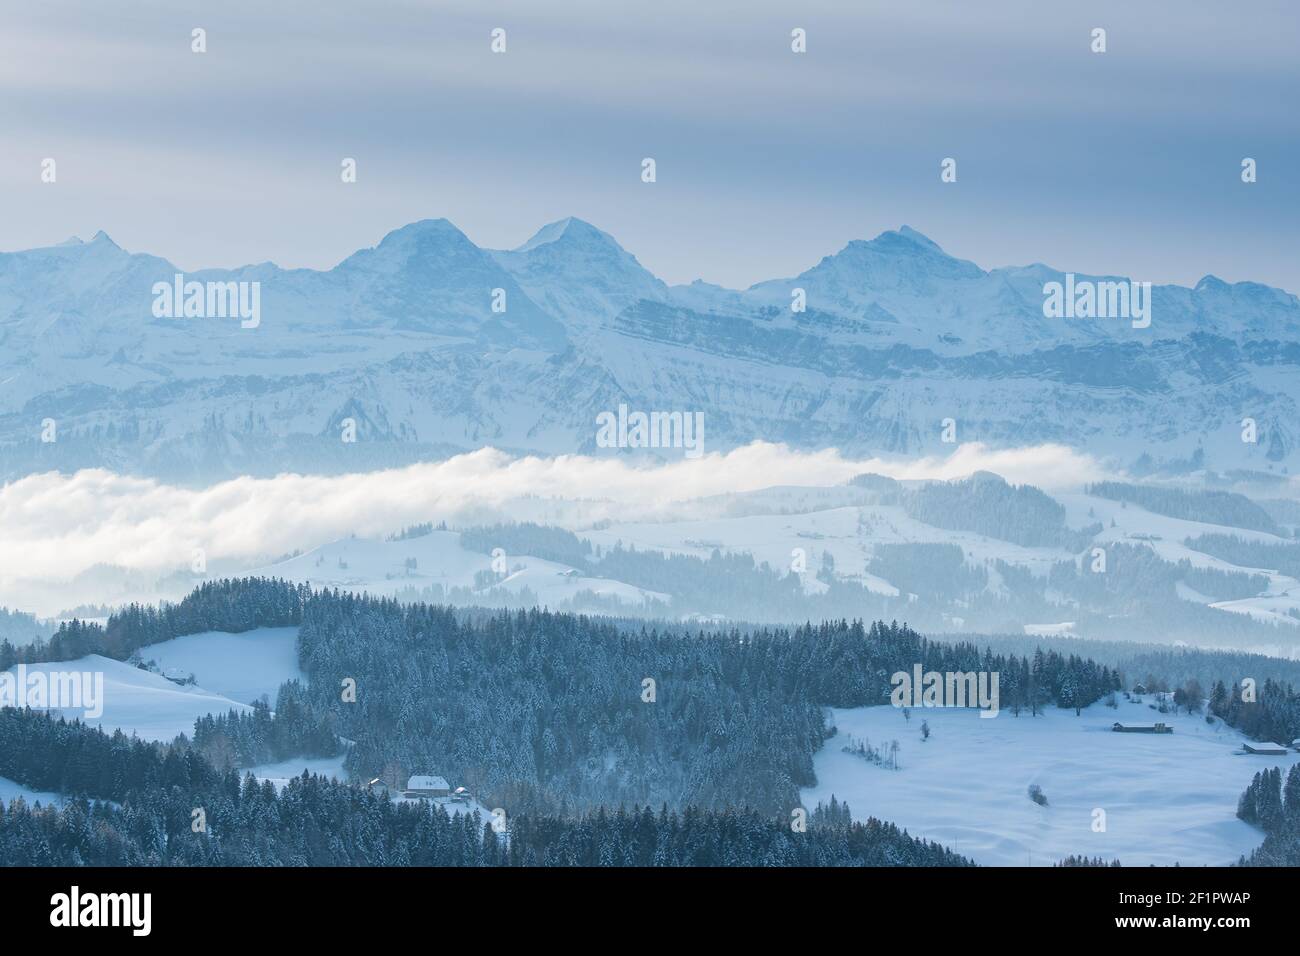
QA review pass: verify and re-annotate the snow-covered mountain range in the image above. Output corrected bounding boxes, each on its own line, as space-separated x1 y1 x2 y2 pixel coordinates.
2 218 1297 481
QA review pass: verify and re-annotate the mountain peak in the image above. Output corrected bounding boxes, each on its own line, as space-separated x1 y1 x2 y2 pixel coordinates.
379 218 465 242
860 225 946 255
493 217 666 320
896 225 942 252
89 230 119 248
515 217 615 253
791 225 980 289
354 219 478 264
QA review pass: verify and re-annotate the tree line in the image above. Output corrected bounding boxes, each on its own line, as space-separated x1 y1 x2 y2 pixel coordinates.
293 586 1121 815
0 708 970 867
4 578 1122 821
1236 765 1300 866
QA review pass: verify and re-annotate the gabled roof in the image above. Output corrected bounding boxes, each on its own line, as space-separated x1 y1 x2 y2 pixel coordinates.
407 775 450 790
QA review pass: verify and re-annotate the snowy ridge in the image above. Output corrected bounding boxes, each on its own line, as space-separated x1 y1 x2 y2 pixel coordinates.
2 219 1298 481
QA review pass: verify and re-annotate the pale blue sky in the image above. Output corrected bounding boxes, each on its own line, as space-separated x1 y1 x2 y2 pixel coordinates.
2 0 1296 291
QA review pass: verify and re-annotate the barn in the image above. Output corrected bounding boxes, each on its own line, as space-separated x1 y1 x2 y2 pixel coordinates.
1243 742 1289 756
404 775 451 797
1112 722 1172 734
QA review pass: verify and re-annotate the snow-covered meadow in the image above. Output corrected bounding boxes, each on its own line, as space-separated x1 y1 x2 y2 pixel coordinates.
137 626 303 705
6 654 252 742
802 696 1300 867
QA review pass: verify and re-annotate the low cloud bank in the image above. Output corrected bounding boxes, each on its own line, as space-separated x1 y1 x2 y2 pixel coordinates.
0 441 1104 599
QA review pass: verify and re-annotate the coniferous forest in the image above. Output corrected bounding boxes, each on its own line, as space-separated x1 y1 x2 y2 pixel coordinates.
0 708 968 866
0 577 1132 866
1236 765 1300 866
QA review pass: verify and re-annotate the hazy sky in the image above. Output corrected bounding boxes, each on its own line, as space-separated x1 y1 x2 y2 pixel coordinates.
2 0 1296 290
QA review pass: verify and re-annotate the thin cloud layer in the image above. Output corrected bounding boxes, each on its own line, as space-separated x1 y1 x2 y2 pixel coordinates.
0 442 1105 594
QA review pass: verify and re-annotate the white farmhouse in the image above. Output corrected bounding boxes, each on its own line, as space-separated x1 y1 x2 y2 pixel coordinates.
404 775 451 797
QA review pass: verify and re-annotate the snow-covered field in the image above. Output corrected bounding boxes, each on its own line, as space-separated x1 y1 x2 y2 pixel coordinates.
248 531 666 609
139 627 304 705
0 775 66 808
802 697 1300 867
4 654 251 741
3 630 302 743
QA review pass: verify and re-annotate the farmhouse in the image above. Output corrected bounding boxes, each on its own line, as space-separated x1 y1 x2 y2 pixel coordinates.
1243 742 1289 756
365 778 390 796
1112 722 1172 734
404 774 451 798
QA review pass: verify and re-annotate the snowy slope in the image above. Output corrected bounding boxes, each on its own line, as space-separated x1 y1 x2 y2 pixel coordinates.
138 627 304 705
5 655 251 741
802 697 1300 867
1058 492 1300 627
246 530 667 608
584 504 1070 590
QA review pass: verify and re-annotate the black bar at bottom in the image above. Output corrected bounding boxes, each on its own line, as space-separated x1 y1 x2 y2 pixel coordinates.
0 865 1281 941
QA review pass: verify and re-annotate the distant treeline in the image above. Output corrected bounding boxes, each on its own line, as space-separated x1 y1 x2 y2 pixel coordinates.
868 543 988 601
0 606 51 645
964 632 1300 696
850 471 1100 550
1087 481 1280 535
447 514 1284 643
460 522 594 567
1 578 308 668
1186 533 1300 580
1049 542 1269 606
456 521 889 621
